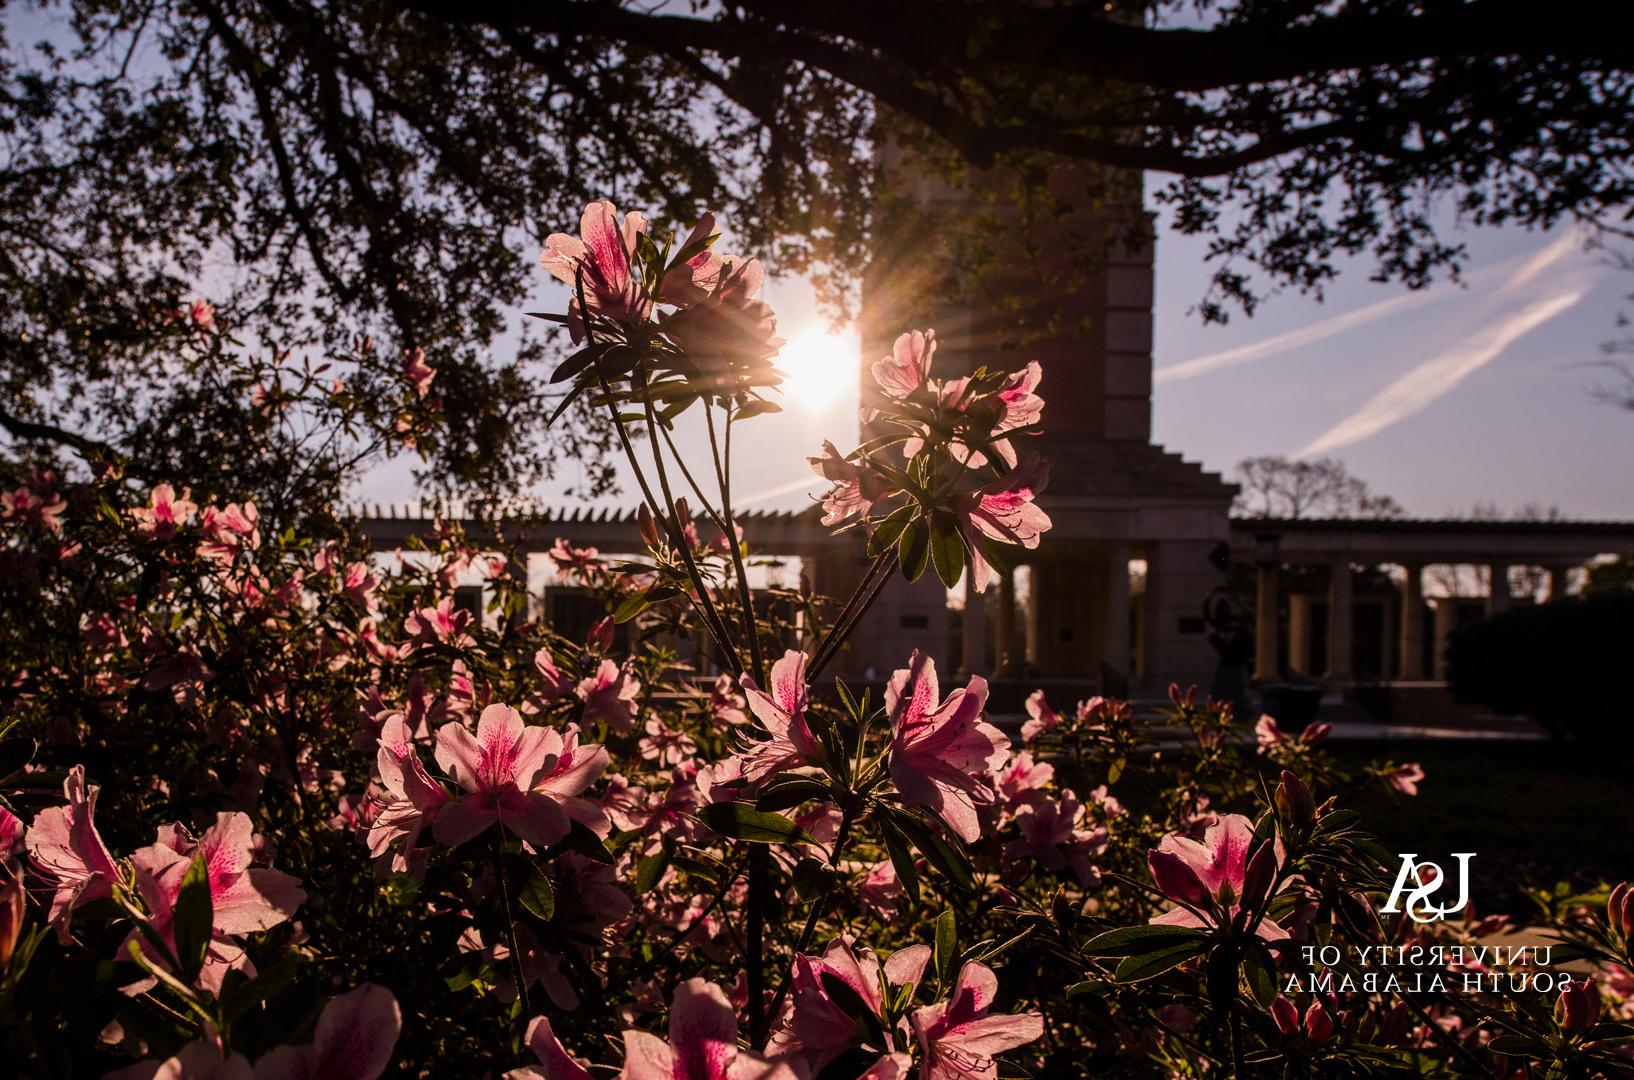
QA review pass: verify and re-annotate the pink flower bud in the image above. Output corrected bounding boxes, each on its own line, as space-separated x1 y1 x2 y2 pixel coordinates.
1609 882 1633 941
1276 770 1316 828
1303 999 1334 1042
1242 839 1278 908
1271 996 1300 1036
1555 980 1600 1033
0 876 23 967
637 504 661 550
588 615 614 651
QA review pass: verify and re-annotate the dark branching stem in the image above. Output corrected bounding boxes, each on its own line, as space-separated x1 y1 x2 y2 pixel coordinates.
716 405 766 686
808 550 897 684
494 843 533 1017
762 809 857 1039
636 370 743 669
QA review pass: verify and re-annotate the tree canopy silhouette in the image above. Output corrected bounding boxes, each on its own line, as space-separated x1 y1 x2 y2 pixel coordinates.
3 0 1632 497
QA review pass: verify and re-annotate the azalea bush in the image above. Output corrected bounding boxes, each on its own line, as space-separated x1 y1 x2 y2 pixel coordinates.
1 199 1631 1079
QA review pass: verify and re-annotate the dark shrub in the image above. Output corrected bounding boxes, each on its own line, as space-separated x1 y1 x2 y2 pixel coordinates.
1446 591 1634 747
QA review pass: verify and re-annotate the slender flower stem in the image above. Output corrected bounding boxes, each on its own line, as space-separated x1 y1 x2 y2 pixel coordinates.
494 847 533 1017
638 373 742 666
717 406 766 686
808 551 898 684
807 550 892 678
761 809 857 1041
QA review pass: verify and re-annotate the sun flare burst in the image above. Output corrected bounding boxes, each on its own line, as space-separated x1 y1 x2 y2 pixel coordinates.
775 329 857 409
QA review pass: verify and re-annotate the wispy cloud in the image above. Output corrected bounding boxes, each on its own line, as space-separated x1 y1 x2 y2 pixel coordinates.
1296 284 1589 456
1154 231 1582 385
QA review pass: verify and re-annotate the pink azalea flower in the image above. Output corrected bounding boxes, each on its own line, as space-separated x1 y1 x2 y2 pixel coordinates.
1255 715 1331 749
738 649 825 785
993 750 1054 810
198 501 260 563
0 804 21 862
548 538 601 581
871 329 935 399
987 361 1044 466
507 1015 592 1080
343 562 380 611
105 1038 250 1079
130 484 198 540
860 859 904 917
661 257 782 376
655 212 726 308
909 961 1044 1080
1019 690 1058 743
403 597 475 650
253 983 401 1079
540 200 653 339
1388 763 1425 796
369 715 450 871
26 764 119 924
434 705 582 847
640 716 698 766
532 723 613 839
886 651 1009 843
952 457 1052 593
577 659 642 732
710 674 749 726
619 977 803 1080
128 813 306 991
1148 813 1287 940
770 936 927 1072
1 486 67 532
402 347 436 398
189 298 216 328
1006 789 1107 887
524 647 575 713
807 441 893 527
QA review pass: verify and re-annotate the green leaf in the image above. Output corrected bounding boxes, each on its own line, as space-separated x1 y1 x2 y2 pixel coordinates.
868 505 916 557
697 802 817 846
517 863 556 921
934 909 958 989
897 518 930 582
881 822 919 905
560 821 616 864
1244 941 1278 1007
612 591 653 624
1082 924 1208 958
1113 940 1208 983
756 777 831 813
792 857 838 901
172 853 214 985
928 512 966 589
892 811 974 893
633 841 674 896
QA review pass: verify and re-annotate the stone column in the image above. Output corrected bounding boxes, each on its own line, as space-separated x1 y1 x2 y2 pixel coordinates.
1545 564 1573 602
1487 562 1512 615
995 567 1017 676
1287 593 1313 675
1103 543 1132 677
960 569 987 679
1399 562 1426 680
1327 556 1354 682
1432 596 1459 679
1253 560 1280 682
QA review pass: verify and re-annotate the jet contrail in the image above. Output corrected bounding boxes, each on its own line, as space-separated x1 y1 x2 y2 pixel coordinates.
1154 231 1582 385
1296 284 1590 456
737 474 826 508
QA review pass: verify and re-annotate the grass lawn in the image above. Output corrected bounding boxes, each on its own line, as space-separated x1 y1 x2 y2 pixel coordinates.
1334 740 1634 913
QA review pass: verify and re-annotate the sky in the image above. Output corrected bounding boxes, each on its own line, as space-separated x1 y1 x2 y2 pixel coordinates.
363 205 1634 522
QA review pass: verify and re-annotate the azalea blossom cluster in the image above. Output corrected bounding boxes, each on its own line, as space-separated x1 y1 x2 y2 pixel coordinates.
2 195 1629 1080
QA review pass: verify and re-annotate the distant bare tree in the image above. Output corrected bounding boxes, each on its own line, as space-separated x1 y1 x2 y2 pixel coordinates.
1232 456 1404 519
1593 250 1634 410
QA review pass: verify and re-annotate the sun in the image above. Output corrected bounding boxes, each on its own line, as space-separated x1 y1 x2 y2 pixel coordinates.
775 329 857 409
